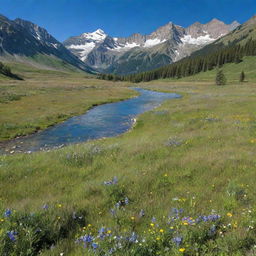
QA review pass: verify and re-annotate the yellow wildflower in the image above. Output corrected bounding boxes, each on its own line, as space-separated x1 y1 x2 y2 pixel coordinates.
88 224 92 227
0 219 4 222
57 204 62 208
150 223 155 227
131 216 135 221
179 248 186 253
107 230 112 234
156 237 160 241
227 212 233 217
159 229 164 233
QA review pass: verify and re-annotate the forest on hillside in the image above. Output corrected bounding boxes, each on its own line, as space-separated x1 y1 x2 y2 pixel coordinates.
99 38 256 83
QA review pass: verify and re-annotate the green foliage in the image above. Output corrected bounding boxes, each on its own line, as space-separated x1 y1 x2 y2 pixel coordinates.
215 70 227 86
0 206 87 255
98 38 256 83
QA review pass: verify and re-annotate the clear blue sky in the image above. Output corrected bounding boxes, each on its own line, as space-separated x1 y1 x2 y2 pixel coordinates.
1 0 255 42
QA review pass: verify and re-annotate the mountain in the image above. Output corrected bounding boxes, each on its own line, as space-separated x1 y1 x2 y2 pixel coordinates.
0 15 94 72
64 19 240 75
109 15 256 83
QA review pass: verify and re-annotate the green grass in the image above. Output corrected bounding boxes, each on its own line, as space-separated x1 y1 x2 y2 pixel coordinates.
0 71 256 255
0 63 135 140
159 56 256 84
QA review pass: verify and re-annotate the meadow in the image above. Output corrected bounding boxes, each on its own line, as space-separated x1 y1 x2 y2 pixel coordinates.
0 62 134 141
0 60 256 255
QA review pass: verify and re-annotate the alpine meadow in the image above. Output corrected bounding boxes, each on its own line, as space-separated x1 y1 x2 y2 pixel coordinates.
0 1 256 255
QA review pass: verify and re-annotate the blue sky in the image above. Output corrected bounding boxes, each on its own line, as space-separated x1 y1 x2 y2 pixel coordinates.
1 0 255 42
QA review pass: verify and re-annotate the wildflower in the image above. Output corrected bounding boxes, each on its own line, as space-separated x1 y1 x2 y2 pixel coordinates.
125 197 129 205
57 204 62 208
107 230 112 234
4 209 12 217
131 216 135 221
156 237 161 241
88 224 92 228
159 229 164 233
129 232 138 243
150 223 155 227
227 212 233 217
173 236 183 246
57 216 61 220
179 248 186 253
7 231 17 242
0 218 4 222
164 173 168 177
152 217 156 222
92 243 99 249
42 204 49 210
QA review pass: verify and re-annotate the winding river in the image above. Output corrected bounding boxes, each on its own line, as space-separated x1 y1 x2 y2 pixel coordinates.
0 88 180 154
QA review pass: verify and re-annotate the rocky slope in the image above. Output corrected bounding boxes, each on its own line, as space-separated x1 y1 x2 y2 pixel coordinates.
64 19 240 74
0 15 93 72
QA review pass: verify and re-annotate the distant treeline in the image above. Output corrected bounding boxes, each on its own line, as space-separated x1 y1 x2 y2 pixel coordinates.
98 38 256 83
0 61 22 80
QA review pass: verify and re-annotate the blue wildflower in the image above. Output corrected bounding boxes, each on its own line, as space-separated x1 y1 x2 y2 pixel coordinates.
173 236 183 246
4 209 12 217
7 231 17 242
92 243 99 250
124 197 129 205
129 232 138 243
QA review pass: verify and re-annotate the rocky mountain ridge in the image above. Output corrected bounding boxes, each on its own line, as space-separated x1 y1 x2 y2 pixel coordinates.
64 18 240 74
0 15 93 72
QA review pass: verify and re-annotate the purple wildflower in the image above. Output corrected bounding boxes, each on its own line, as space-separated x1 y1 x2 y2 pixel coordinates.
7 231 17 242
173 236 183 246
42 204 49 210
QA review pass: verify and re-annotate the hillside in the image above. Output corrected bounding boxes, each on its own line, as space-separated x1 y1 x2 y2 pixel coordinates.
0 15 94 73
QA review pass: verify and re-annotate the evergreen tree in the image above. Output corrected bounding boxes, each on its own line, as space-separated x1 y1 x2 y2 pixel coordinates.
240 71 245 82
215 70 226 86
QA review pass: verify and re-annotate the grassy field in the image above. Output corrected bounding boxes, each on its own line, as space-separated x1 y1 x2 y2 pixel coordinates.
0 59 256 255
159 56 256 84
0 62 135 141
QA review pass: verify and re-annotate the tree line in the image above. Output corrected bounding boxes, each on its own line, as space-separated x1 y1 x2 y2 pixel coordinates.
98 38 256 83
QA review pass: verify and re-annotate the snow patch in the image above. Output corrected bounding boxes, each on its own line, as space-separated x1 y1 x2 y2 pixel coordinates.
68 42 96 61
181 34 215 45
51 43 59 49
144 38 166 47
113 42 140 51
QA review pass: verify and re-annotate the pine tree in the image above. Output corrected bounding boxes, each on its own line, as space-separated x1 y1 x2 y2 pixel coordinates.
240 71 245 82
215 70 226 86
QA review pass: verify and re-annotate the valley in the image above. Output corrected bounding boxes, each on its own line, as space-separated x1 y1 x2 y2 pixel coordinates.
0 6 256 256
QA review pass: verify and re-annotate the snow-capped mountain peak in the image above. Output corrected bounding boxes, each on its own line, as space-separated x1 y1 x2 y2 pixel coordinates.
63 18 240 73
82 29 107 42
